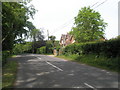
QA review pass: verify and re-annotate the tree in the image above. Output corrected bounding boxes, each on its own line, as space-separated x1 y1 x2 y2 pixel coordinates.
49 35 56 47
12 42 32 54
45 41 53 54
70 6 107 43
2 1 36 51
30 29 44 53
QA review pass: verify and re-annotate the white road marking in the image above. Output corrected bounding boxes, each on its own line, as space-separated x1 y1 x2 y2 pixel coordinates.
27 57 41 62
73 86 81 88
28 60 38 62
46 61 63 71
84 83 96 89
101 70 105 71
31 54 35 56
37 57 41 59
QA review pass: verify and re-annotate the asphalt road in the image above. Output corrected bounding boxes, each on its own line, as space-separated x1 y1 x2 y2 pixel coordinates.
10 54 119 88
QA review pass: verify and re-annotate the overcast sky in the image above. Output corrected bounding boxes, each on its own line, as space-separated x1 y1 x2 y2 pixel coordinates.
29 0 119 40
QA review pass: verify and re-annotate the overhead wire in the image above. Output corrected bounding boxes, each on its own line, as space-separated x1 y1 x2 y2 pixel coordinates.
51 18 74 35
93 0 108 9
50 0 109 36
90 2 99 8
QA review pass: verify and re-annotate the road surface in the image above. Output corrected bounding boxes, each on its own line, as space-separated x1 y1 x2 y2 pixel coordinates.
10 54 118 88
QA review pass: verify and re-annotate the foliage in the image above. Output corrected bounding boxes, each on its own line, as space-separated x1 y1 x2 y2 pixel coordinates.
57 54 119 72
60 36 120 72
63 43 85 55
63 36 120 58
54 41 60 50
30 29 44 42
12 42 32 54
46 39 60 54
14 38 26 44
46 41 53 54
2 1 36 51
37 46 46 54
70 6 107 43
30 29 44 53
36 40 59 54
31 41 46 53
82 37 120 58
49 35 56 47
2 61 18 88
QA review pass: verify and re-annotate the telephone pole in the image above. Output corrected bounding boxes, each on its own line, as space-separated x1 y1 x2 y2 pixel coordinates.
47 30 49 40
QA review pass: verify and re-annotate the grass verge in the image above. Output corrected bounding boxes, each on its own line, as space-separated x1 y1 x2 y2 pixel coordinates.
56 54 119 73
2 60 18 89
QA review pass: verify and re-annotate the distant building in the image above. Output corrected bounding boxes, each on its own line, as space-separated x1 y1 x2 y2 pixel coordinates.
59 33 75 47
59 33 107 48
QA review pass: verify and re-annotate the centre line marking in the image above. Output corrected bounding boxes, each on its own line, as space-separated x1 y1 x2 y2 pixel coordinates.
46 61 63 71
37 57 41 60
84 83 96 89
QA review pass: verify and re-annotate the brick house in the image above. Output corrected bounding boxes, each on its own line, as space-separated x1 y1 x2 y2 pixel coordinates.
59 33 75 47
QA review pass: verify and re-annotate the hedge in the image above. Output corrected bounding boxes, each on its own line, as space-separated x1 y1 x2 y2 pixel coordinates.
12 43 32 54
37 46 46 54
63 37 120 58
37 46 53 54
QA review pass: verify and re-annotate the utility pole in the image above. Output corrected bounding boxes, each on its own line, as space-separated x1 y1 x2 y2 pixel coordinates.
47 30 49 40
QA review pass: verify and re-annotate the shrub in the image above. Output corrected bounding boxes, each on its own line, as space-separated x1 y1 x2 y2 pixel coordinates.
36 48 40 54
37 46 53 54
63 36 120 58
12 43 32 54
46 42 53 54
39 46 46 54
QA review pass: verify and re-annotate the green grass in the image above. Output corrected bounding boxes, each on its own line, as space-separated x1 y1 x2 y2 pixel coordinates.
56 54 119 73
57 54 79 62
2 61 18 89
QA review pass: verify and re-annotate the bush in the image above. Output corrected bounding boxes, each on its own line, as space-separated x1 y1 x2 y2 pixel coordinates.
63 36 120 58
37 46 53 54
63 43 86 55
83 38 120 57
12 43 32 54
36 48 40 54
37 46 46 54
40 46 46 54
76 54 119 72
46 41 53 54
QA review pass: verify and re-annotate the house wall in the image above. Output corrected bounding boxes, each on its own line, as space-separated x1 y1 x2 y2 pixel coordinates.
59 34 75 47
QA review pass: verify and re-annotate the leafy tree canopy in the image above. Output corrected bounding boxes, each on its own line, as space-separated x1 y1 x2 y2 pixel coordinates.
49 35 56 47
2 1 36 51
70 6 107 43
29 28 44 53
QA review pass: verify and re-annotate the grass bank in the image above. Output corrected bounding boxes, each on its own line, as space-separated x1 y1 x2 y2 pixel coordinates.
2 60 18 89
57 54 119 73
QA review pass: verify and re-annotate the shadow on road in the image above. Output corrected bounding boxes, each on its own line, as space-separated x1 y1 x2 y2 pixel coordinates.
8 54 118 88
